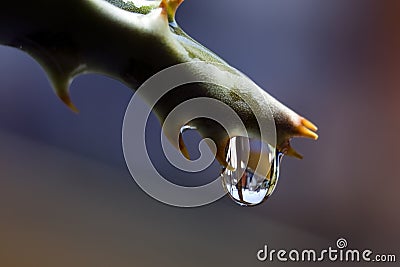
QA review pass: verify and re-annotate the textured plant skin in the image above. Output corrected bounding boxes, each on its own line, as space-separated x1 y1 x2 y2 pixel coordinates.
0 0 318 165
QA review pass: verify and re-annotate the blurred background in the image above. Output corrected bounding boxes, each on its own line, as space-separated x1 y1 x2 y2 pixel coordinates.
0 0 399 266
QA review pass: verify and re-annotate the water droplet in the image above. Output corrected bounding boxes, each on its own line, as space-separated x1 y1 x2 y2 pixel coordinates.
221 136 283 206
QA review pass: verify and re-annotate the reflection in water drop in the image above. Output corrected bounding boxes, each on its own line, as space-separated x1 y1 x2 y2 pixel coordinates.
221 136 283 206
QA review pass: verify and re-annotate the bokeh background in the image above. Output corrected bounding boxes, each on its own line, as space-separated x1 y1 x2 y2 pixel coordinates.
0 0 399 266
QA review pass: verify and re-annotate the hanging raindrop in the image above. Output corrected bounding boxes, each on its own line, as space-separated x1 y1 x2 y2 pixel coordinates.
221 136 283 206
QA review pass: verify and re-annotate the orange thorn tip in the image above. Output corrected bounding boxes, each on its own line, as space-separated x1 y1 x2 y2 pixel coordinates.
179 133 191 160
286 146 303 159
296 117 318 140
301 117 318 131
59 94 79 113
298 125 319 140
160 0 184 22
